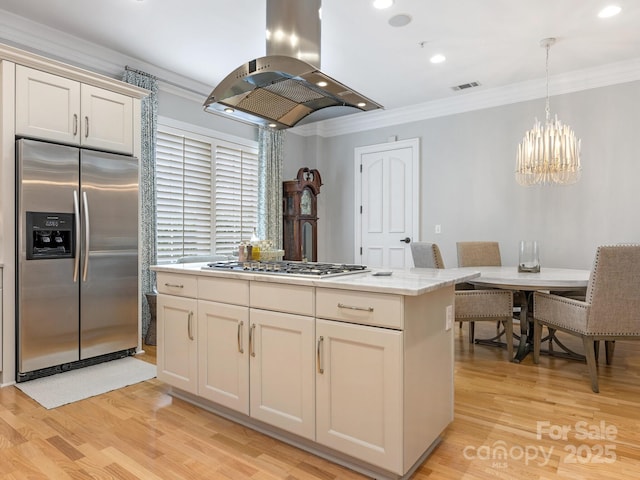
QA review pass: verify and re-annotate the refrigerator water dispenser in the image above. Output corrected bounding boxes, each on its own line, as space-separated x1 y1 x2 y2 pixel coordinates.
26 212 74 259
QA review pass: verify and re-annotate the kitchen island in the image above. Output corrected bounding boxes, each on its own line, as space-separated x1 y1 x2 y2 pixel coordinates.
150 262 478 480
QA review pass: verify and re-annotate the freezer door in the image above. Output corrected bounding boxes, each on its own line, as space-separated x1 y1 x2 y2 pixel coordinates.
16 139 80 374
80 149 138 359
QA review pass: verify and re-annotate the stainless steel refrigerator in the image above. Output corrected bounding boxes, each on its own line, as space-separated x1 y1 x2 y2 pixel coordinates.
16 138 138 381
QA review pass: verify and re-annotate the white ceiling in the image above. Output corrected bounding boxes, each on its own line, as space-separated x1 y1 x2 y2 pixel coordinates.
0 0 639 111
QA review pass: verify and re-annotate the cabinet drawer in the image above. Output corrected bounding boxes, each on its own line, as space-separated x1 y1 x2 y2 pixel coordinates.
316 288 403 329
157 273 197 298
198 276 249 305
250 282 314 316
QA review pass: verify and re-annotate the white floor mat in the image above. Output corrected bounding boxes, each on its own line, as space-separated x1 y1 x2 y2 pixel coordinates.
15 356 157 409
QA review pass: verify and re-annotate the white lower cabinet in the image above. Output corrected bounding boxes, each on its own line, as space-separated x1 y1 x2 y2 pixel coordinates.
195 298 315 439
249 308 315 439
316 318 403 473
157 294 198 394
197 300 249 414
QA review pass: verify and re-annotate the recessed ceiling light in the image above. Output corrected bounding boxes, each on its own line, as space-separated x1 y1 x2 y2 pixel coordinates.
373 0 394 9
430 54 446 64
388 14 412 27
598 5 621 17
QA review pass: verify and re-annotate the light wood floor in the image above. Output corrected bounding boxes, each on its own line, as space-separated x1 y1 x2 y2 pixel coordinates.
1 324 639 479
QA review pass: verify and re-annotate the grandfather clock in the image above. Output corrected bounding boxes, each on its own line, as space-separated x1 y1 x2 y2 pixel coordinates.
283 168 322 261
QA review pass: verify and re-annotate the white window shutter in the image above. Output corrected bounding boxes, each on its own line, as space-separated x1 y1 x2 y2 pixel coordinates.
156 125 259 263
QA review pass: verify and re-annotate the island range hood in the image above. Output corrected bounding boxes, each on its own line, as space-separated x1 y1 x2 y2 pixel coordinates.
203 0 382 130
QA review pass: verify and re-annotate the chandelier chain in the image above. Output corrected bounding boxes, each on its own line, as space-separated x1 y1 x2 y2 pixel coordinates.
545 43 550 124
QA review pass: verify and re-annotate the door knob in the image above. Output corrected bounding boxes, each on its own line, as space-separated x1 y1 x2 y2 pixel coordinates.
400 237 411 244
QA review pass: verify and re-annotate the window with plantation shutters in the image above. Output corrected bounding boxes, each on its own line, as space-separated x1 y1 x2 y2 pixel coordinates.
156 122 258 263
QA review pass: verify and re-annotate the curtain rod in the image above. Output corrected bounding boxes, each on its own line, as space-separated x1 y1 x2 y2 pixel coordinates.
124 65 157 80
124 65 208 97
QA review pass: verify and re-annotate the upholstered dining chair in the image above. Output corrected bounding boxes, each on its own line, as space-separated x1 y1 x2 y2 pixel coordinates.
456 241 502 267
411 242 514 359
410 242 445 269
455 241 511 340
533 244 640 393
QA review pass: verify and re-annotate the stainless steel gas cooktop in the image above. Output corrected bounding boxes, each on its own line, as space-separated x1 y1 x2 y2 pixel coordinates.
202 260 369 278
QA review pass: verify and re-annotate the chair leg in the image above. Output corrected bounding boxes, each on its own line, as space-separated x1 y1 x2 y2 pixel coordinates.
533 319 542 363
605 341 616 365
504 319 514 360
582 336 599 393
594 341 600 363
468 321 475 344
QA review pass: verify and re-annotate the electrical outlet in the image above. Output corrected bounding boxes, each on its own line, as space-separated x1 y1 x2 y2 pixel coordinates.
445 305 453 331
435 224 442 234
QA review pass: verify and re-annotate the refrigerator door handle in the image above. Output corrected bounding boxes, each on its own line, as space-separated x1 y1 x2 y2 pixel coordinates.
73 190 81 282
82 191 90 281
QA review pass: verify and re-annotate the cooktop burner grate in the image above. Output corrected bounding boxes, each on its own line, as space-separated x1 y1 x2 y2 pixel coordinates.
202 260 369 277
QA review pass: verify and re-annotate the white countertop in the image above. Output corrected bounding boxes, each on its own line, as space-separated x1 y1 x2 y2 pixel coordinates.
151 263 479 296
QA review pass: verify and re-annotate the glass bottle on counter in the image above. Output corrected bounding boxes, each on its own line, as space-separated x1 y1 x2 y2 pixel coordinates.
250 228 261 260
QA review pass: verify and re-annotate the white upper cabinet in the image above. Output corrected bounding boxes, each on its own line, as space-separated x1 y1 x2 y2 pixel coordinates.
15 66 80 145
15 65 133 154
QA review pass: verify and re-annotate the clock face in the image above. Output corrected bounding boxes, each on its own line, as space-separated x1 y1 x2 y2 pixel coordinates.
301 189 312 215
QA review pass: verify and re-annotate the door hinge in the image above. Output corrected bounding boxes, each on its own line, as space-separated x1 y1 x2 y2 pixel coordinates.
360 164 362 173
360 205 362 214
360 247 363 255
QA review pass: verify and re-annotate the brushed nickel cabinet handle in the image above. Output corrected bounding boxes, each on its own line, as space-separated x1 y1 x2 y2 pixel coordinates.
73 114 78 136
337 303 374 312
317 336 324 374
187 311 194 340
164 283 184 288
237 321 244 354
85 116 89 138
249 324 256 357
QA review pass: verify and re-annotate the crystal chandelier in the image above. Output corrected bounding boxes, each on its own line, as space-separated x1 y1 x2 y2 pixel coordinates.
515 38 582 186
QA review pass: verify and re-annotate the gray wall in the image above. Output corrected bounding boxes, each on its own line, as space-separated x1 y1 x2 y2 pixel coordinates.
284 81 640 269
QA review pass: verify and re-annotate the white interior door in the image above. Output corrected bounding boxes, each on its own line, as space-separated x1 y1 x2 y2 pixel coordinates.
355 139 419 269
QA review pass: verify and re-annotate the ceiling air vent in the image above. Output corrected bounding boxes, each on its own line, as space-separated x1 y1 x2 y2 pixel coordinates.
451 81 481 91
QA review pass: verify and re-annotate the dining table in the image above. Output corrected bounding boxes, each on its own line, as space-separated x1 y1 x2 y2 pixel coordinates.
459 266 590 362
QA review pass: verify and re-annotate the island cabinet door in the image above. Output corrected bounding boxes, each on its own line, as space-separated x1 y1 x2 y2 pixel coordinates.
197 300 249 414
249 309 315 440
316 319 404 475
157 295 198 394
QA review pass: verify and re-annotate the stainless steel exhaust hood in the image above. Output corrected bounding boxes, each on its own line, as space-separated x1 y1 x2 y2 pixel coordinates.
203 0 382 130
